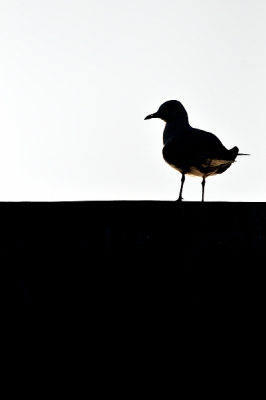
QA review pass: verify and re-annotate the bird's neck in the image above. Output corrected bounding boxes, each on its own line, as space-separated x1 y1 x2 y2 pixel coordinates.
163 118 190 145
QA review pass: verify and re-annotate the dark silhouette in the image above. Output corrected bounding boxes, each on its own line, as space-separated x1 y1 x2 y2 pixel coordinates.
3 202 265 334
145 100 249 201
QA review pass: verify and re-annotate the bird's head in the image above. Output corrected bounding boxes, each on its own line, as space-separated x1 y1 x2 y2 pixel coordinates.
144 100 188 123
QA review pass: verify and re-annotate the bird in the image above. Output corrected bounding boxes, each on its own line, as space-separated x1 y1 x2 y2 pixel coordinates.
144 100 249 201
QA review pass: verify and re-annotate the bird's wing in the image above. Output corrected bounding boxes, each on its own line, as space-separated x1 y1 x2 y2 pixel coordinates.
189 128 224 149
170 127 226 159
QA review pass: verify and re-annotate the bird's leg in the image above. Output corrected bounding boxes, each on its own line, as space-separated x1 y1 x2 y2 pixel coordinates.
177 173 185 201
201 159 211 202
201 177 206 202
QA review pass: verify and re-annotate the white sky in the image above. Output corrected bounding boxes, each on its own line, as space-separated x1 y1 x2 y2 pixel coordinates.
0 0 265 201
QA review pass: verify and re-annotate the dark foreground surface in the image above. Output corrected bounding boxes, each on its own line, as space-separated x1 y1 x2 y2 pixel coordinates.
2 201 266 369
2 201 265 390
3 201 265 321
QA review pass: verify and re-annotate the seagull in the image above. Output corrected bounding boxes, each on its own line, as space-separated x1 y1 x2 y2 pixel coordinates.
144 100 249 201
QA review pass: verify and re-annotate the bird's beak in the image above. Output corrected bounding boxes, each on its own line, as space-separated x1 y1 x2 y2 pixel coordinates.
144 112 159 120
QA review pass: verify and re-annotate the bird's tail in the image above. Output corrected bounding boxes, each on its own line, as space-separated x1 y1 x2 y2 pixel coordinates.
220 147 250 163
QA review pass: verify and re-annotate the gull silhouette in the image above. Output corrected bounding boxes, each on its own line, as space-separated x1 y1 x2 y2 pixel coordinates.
145 100 249 201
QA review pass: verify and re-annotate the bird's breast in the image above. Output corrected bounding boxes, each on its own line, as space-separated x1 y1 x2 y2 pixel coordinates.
163 121 190 146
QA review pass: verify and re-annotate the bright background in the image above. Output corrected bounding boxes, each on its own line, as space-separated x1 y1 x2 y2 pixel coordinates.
0 0 265 201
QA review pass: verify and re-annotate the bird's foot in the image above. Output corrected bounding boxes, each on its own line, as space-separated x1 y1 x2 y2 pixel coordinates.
176 196 183 202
